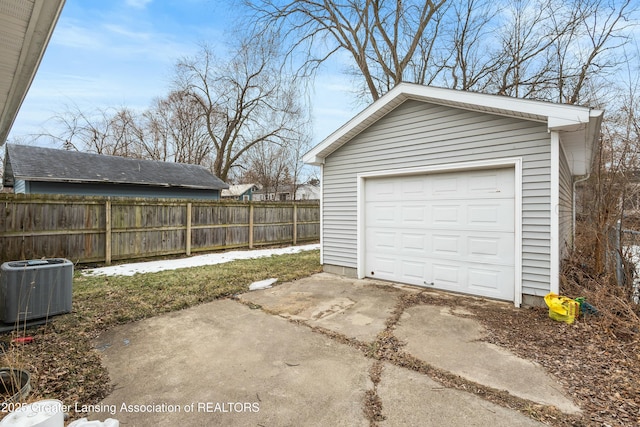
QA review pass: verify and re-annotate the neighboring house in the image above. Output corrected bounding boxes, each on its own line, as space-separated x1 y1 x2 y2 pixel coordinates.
0 0 65 145
253 184 320 201
2 144 228 200
253 187 291 201
295 184 320 200
221 184 260 201
303 83 603 307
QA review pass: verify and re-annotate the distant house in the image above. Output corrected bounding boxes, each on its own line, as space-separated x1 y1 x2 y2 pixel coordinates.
221 184 260 201
253 184 320 201
295 184 321 201
2 144 228 200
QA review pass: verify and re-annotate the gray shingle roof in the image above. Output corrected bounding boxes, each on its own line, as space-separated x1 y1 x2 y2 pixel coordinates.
221 184 260 197
3 144 228 190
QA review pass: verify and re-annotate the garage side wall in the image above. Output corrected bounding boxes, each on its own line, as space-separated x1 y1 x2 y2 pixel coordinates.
322 100 552 297
558 146 573 259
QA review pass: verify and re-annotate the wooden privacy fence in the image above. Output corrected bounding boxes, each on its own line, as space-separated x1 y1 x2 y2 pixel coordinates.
0 194 320 265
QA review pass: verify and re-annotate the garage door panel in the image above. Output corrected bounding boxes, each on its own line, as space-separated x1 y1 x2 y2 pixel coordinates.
368 229 512 263
468 267 514 298
432 205 460 225
367 181 396 200
433 264 461 287
401 178 426 198
401 205 427 223
428 201 513 231
467 201 514 229
369 205 396 223
372 256 397 277
467 233 514 265
432 234 460 255
432 176 459 195
400 233 427 253
368 230 397 250
364 168 515 301
468 170 514 196
400 260 428 284
429 263 514 299
468 237 499 256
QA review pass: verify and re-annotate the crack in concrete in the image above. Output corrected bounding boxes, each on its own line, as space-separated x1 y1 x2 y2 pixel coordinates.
234 292 577 426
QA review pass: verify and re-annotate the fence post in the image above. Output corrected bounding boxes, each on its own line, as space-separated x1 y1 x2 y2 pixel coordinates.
249 204 254 249
105 200 111 265
293 203 297 245
186 202 192 256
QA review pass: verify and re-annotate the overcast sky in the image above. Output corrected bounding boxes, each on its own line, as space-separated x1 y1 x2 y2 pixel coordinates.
8 0 361 147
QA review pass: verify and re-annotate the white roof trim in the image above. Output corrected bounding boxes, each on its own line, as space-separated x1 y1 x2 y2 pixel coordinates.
0 0 66 145
304 83 603 175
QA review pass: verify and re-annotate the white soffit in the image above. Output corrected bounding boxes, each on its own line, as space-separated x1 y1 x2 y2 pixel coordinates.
0 0 65 144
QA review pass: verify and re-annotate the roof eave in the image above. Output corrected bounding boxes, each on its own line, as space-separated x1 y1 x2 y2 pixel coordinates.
0 0 66 145
304 83 603 166
13 176 228 190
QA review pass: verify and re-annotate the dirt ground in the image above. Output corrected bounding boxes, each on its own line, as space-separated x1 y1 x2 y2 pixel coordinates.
407 292 640 427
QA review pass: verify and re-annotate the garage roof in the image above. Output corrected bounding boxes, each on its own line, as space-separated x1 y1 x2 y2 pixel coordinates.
304 83 604 176
0 0 65 145
4 144 229 190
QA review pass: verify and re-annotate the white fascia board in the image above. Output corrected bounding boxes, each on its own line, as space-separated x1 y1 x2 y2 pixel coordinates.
398 83 597 131
303 155 324 166
304 82 601 165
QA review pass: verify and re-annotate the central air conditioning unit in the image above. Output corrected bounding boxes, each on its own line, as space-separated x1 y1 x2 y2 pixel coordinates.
0 259 73 324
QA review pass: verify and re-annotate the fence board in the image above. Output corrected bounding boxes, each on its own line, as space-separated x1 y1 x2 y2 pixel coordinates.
0 194 319 264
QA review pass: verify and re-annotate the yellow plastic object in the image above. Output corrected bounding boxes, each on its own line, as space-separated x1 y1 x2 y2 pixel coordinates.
544 292 579 324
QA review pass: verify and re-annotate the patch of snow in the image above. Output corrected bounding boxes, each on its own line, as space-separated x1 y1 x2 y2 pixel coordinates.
249 278 278 290
82 244 320 277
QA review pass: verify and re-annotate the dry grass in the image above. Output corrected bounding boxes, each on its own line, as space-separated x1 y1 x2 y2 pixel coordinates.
0 250 322 419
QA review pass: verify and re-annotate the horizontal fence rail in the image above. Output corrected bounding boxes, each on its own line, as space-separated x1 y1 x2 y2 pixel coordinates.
0 194 320 265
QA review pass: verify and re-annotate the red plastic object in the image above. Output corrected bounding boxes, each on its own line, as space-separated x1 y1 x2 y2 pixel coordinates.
12 336 34 344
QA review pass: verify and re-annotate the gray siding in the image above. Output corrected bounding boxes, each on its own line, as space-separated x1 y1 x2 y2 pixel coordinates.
26 181 221 200
558 145 573 259
322 99 552 297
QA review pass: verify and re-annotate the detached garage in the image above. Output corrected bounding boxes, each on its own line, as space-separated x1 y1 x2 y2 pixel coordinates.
303 83 603 306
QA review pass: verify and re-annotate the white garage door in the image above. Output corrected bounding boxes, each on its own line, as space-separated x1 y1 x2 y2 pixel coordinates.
365 168 515 301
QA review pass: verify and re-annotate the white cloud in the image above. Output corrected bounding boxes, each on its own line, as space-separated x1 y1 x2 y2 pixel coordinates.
51 21 104 49
103 23 152 41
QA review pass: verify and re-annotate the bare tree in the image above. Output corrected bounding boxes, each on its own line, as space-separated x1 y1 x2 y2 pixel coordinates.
384 0 635 105
241 140 292 197
488 0 573 99
239 129 312 200
247 0 448 101
50 105 144 156
108 108 145 158
442 0 501 91
51 106 114 154
247 0 636 104
174 36 306 181
562 0 634 105
143 90 211 164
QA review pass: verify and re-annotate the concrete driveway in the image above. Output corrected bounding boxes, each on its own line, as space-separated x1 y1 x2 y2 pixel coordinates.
90 273 579 426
